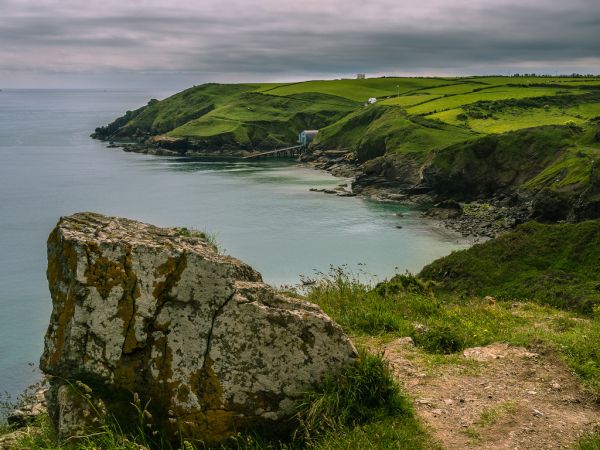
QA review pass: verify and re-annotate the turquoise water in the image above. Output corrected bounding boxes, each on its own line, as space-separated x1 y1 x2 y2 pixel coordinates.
0 89 467 399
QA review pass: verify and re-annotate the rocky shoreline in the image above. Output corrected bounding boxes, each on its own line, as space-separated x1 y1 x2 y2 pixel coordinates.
300 150 530 239
107 141 253 158
100 139 528 239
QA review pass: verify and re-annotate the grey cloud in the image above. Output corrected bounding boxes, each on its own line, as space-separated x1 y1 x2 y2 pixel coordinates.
0 0 598 88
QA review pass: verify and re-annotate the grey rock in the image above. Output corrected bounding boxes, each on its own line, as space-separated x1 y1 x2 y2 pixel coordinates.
7 387 48 428
40 213 357 444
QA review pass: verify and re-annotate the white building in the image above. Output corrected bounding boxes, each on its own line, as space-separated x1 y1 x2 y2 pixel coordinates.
298 130 319 146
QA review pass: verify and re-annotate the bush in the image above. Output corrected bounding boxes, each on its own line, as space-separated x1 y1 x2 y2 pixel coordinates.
303 267 414 336
413 324 466 354
374 273 431 297
293 350 412 443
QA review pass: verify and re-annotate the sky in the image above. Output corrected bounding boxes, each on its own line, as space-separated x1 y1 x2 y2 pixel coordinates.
1 0 599 89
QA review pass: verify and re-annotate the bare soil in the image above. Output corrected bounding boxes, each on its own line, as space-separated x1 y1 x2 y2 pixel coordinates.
382 340 600 449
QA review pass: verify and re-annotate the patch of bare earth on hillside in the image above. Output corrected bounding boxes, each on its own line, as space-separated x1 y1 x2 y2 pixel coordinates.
382 340 600 449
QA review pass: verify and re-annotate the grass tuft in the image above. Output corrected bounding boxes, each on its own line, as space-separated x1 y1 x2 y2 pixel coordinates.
293 349 412 443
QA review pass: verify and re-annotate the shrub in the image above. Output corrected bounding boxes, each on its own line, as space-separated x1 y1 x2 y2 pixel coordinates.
413 323 466 354
293 350 412 443
374 273 431 297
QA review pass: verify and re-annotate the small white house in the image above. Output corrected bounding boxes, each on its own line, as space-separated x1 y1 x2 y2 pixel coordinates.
368 97 377 104
298 130 319 146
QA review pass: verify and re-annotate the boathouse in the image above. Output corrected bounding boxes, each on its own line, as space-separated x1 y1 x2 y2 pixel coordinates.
298 130 318 146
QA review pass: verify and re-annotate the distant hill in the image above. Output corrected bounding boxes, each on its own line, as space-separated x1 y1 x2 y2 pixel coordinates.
94 76 600 226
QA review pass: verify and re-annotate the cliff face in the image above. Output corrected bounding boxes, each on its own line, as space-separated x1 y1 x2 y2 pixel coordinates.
40 213 357 443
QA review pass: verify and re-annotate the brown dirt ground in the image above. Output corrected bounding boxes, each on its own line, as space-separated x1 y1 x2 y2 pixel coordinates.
382 340 600 450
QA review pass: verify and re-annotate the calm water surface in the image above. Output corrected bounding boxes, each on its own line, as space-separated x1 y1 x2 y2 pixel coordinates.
0 89 468 399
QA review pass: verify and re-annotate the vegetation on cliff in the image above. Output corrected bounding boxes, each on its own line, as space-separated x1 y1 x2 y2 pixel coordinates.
95 75 600 226
93 83 358 150
95 76 600 155
419 220 600 312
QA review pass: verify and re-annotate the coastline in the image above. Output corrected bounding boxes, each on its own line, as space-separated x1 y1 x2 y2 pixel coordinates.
301 150 528 239
101 138 513 240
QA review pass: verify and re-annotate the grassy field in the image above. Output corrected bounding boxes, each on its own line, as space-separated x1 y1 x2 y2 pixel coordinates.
427 106 587 134
406 86 582 115
95 75 600 216
260 77 454 101
167 92 358 147
312 105 477 160
379 93 441 107
97 75 600 155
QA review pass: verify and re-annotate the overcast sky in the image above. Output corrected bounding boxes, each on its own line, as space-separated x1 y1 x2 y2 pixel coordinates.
1 0 599 89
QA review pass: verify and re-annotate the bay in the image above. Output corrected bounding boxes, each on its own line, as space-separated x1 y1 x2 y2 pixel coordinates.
0 89 467 399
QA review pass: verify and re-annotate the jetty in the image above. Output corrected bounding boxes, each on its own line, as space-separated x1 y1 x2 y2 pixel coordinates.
242 145 303 159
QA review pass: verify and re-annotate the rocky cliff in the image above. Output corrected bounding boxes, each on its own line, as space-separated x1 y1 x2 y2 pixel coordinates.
40 213 357 444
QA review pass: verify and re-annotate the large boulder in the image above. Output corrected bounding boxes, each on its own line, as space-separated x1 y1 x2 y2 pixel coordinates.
40 212 357 444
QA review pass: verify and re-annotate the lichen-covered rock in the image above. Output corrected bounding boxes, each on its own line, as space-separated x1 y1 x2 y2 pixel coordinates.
7 386 48 428
50 383 106 440
40 212 357 443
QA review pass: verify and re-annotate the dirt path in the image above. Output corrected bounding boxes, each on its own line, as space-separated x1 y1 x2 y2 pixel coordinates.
382 340 600 449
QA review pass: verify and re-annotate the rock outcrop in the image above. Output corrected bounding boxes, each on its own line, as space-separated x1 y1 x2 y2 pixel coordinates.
6 386 48 428
40 212 357 443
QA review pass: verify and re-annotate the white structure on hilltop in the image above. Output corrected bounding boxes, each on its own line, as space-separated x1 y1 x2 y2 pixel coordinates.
368 97 377 104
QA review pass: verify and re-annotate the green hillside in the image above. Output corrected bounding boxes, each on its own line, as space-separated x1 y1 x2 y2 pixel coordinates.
260 77 455 101
94 75 600 220
419 220 600 312
95 76 600 152
167 92 358 148
313 105 477 162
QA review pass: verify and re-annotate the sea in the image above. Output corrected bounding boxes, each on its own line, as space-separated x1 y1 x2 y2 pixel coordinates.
0 88 468 401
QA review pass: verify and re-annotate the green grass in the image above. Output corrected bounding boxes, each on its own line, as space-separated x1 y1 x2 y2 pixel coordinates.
261 78 455 102
166 91 358 148
578 433 600 449
122 84 261 135
419 220 600 312
566 102 600 120
407 86 581 115
292 349 427 447
523 147 599 190
417 82 487 96
475 401 517 427
314 105 476 160
6 352 433 450
466 107 586 134
463 401 517 440
305 267 600 398
170 116 241 137
379 94 442 107
427 105 589 134
541 80 600 87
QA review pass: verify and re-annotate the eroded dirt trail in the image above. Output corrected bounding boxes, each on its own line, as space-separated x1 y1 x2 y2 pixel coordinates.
383 341 600 449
